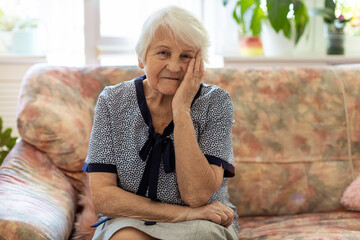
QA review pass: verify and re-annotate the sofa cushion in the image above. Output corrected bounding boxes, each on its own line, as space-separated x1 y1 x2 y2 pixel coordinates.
238 211 360 239
204 67 355 216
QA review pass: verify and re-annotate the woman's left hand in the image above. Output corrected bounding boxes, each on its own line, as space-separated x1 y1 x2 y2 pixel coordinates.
185 201 234 228
172 50 203 115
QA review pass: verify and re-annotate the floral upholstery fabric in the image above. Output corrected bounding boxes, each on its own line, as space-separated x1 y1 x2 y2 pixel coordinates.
1 64 360 239
0 141 76 240
336 65 360 174
17 64 144 191
205 67 356 216
238 211 360 239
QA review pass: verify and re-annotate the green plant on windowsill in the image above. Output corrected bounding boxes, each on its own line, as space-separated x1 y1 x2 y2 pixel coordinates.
310 0 352 55
310 0 352 34
0 117 18 166
0 7 43 55
223 0 309 45
0 8 39 31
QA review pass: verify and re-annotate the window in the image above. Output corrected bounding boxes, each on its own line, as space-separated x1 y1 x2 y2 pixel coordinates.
85 0 203 66
0 0 84 66
1 1 358 67
85 0 343 66
84 0 228 67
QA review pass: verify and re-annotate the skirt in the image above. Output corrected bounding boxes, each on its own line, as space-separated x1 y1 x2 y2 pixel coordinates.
92 217 239 240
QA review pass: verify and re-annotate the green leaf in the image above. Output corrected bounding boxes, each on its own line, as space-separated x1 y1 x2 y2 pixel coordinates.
325 0 335 12
282 19 292 39
0 128 12 146
250 5 264 36
6 137 17 149
267 0 291 33
294 0 309 44
2 128 11 138
324 0 336 23
233 4 241 25
240 0 255 18
239 0 256 34
320 8 335 24
0 150 9 166
0 116 17 164
228 0 265 36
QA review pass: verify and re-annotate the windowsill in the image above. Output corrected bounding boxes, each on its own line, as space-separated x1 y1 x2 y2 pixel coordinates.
0 54 47 64
223 55 360 67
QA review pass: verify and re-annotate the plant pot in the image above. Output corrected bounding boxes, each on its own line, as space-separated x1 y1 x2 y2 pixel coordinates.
0 28 46 55
325 29 345 55
261 21 295 57
239 36 263 57
324 24 345 55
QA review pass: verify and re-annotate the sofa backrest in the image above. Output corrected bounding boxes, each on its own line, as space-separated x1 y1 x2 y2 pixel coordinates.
205 66 360 216
17 64 360 216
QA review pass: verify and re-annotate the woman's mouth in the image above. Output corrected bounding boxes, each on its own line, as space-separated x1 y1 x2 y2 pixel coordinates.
162 77 180 81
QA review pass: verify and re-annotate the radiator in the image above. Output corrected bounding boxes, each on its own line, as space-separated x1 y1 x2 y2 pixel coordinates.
0 56 47 137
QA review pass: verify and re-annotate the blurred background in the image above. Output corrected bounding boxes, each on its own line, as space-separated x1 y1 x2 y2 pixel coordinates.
0 0 359 67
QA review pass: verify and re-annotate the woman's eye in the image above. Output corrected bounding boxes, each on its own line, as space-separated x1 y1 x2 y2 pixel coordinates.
182 54 191 59
158 51 167 55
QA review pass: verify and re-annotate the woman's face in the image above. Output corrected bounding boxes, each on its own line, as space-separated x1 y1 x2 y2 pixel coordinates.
138 28 197 96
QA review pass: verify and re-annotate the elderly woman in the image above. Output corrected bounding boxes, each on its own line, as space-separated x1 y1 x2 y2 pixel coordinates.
83 5 239 240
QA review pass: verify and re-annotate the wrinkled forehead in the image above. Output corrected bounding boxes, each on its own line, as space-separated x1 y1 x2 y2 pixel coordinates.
150 27 198 52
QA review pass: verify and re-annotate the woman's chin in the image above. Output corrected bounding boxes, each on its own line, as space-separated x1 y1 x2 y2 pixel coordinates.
159 88 178 96
157 84 180 96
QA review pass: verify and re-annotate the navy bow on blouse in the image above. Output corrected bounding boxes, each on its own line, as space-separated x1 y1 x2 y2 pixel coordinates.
137 122 175 201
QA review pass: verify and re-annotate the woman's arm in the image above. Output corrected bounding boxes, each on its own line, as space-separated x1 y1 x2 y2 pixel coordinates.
89 172 186 222
173 110 224 207
89 172 234 227
172 51 224 207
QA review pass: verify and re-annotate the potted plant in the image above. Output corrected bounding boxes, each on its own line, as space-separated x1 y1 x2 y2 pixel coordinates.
0 8 44 55
223 0 309 57
223 0 264 56
310 0 352 55
0 117 18 166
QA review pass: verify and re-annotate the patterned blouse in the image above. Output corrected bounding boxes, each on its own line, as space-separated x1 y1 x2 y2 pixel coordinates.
83 75 239 232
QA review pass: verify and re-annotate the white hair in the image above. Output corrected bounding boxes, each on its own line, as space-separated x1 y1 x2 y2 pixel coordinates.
135 5 210 64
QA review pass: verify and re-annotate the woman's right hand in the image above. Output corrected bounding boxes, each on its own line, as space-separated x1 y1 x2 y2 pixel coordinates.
185 201 234 228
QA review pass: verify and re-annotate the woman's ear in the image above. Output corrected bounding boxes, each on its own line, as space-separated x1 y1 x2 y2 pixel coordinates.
138 58 144 69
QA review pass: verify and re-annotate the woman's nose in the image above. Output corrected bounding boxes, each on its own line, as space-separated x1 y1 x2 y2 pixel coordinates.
166 58 182 73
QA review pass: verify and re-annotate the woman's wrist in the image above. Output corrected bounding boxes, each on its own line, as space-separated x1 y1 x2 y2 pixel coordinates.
172 206 191 223
172 108 191 123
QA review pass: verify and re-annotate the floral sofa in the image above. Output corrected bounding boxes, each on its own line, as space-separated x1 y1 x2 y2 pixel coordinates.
1 63 360 240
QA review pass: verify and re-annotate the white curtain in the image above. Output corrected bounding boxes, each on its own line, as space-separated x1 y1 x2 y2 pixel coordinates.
42 0 85 66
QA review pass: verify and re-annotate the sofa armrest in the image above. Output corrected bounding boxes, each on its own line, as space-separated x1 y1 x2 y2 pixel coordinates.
0 140 77 240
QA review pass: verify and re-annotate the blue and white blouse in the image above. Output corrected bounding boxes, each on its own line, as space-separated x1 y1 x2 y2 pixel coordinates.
83 75 238 231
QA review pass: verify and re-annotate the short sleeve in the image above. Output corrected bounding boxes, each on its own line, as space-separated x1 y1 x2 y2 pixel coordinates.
82 87 117 173
198 88 235 177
